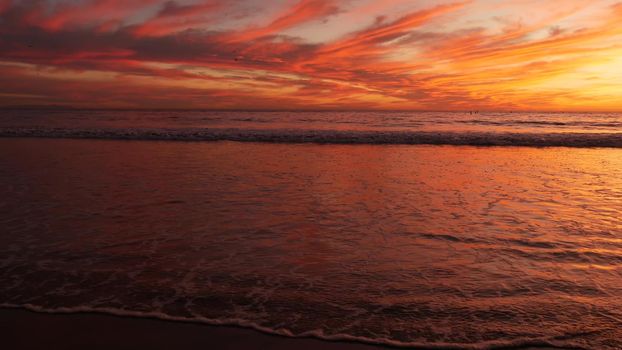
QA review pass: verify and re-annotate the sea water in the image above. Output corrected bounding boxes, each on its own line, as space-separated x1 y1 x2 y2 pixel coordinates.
1 110 621 349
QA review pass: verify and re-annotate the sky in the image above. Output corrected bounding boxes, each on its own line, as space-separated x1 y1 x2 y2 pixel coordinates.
1 0 622 110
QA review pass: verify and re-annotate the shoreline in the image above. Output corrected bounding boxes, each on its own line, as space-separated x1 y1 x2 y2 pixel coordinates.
1 138 610 350
1 307 385 350
1 307 569 350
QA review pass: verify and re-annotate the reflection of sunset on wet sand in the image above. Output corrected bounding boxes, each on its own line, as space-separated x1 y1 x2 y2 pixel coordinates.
2 138 622 348
2 1 622 110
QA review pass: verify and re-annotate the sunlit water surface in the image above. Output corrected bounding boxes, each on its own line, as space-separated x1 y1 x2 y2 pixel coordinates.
3 110 622 147
1 138 621 349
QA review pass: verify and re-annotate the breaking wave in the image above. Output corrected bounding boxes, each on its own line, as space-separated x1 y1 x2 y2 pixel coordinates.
2 127 622 147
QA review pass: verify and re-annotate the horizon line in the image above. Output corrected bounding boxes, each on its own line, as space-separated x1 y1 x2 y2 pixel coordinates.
1 106 622 114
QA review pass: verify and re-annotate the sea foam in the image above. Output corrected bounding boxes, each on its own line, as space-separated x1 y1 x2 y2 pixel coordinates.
2 127 622 147
0 303 588 350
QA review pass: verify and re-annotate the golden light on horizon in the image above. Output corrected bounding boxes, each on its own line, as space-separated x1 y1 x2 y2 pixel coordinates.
2 0 622 111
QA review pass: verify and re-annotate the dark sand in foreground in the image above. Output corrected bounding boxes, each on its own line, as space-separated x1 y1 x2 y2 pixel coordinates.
1 308 565 350
1 308 385 350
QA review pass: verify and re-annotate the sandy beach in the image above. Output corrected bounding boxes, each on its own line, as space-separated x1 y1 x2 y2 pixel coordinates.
2 308 569 350
2 308 388 350
2 138 620 349
3 307 575 350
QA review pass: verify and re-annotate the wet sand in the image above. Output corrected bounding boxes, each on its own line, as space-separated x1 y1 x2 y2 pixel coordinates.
0 308 567 350
2 138 619 349
1 308 386 350
1 308 567 350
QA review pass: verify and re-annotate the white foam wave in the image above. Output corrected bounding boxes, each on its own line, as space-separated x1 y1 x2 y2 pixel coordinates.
0 303 587 350
2 127 622 147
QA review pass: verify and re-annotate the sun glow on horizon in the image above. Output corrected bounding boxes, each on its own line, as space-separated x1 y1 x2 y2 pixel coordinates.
2 0 622 111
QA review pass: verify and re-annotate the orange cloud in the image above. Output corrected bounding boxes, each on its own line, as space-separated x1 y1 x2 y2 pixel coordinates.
2 0 622 110
224 0 340 42
129 1 222 37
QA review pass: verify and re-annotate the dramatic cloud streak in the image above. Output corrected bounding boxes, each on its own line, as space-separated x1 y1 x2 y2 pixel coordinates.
1 0 622 110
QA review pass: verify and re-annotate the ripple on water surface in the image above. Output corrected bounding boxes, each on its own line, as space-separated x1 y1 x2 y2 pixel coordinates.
0 138 621 349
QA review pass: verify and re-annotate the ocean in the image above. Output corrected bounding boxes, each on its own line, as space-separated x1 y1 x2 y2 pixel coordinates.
1 110 621 349
2 109 622 146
